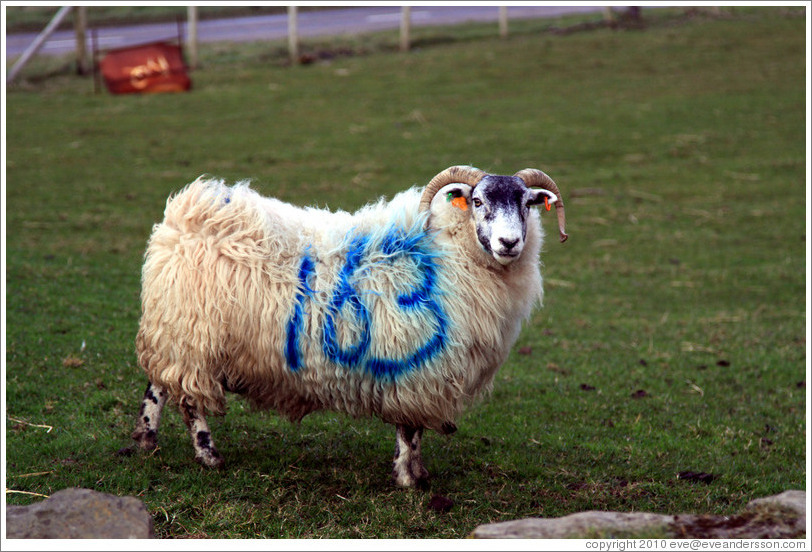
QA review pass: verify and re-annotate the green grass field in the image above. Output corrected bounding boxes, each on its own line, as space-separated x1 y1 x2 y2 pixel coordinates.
4 7 807 539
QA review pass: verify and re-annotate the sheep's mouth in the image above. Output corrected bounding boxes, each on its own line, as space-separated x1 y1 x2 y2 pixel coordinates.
478 238 521 265
493 251 520 265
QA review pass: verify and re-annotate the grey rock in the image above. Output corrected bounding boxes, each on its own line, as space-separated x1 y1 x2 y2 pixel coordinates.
471 490 807 539
671 490 808 539
747 490 806 519
473 511 676 539
5 487 154 539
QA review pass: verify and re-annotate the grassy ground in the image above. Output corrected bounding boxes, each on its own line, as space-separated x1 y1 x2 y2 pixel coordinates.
4 7 807 539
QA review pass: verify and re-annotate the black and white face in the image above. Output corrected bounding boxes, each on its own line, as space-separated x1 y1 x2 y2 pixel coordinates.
470 176 557 266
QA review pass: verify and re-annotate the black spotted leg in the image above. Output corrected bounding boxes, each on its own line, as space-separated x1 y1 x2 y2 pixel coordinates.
392 424 429 488
180 397 224 468
132 381 167 451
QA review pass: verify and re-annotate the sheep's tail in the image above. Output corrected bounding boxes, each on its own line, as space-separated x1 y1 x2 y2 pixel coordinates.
161 176 262 238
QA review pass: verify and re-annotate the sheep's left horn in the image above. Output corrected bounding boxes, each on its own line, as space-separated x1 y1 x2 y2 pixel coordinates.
419 165 488 212
514 168 568 243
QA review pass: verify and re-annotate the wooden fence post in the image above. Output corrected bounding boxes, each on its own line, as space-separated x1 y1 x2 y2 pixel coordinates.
499 6 508 38
288 6 300 64
400 7 411 52
73 6 89 75
187 6 198 69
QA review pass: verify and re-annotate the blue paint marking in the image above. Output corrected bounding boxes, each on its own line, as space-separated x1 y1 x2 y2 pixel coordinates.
366 229 448 379
284 253 316 371
323 235 372 367
284 226 449 380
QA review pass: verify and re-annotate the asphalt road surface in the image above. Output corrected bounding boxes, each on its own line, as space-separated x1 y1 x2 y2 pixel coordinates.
6 5 611 57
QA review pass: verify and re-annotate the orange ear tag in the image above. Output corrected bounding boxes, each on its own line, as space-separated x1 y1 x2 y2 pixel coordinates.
451 196 468 211
544 196 551 211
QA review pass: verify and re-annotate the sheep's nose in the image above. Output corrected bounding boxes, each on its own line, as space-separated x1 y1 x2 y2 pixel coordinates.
499 237 519 250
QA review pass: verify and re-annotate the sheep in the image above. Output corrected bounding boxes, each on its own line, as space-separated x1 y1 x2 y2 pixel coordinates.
131 165 567 488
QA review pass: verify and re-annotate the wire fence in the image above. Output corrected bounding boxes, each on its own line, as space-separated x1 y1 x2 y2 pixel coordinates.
9 6 717 85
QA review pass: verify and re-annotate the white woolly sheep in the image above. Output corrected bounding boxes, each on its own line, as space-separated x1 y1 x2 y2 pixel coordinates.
131 165 567 487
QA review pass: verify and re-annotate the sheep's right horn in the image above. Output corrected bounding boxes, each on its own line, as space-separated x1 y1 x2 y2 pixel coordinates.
514 168 568 243
419 165 488 212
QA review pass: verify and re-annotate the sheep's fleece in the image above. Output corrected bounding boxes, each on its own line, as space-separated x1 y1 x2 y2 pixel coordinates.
134 174 551 480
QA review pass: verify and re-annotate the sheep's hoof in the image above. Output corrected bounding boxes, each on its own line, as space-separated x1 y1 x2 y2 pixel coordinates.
393 464 430 489
393 473 420 488
132 429 158 451
393 474 430 490
195 450 225 469
413 469 430 490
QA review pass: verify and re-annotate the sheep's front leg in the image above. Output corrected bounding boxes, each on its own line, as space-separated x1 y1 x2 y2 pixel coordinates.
181 398 224 468
132 381 167 450
392 424 429 488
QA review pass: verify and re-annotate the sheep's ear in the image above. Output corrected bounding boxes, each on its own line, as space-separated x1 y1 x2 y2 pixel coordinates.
430 183 473 213
527 189 558 210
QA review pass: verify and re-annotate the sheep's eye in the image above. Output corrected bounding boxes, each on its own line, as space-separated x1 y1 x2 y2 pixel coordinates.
473 198 483 208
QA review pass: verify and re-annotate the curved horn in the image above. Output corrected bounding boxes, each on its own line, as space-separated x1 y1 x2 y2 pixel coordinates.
514 168 568 243
419 165 488 212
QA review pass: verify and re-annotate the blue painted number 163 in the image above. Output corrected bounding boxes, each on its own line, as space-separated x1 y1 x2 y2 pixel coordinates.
284 229 448 381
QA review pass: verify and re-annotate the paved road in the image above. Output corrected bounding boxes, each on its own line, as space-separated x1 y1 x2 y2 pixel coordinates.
6 5 611 57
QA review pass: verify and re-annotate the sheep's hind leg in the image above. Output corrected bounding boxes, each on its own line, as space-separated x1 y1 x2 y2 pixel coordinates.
181 398 224 468
392 424 429 488
132 381 167 450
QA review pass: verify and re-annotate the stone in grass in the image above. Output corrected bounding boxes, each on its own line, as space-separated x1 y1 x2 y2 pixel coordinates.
472 511 676 539
470 490 806 539
671 491 806 539
5 487 155 539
